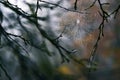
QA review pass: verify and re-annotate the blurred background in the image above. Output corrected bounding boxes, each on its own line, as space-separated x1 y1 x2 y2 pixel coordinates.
0 0 120 80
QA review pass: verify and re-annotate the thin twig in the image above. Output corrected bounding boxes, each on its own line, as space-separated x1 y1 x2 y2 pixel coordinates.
0 63 12 80
35 0 39 15
84 0 97 10
74 0 78 10
54 26 66 41
40 0 85 14
110 4 120 18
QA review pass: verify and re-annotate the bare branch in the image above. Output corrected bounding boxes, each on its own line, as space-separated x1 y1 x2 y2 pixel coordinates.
88 0 110 72
110 4 120 18
0 24 29 55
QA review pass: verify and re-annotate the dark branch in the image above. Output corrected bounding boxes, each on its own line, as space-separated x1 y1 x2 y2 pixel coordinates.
74 0 78 10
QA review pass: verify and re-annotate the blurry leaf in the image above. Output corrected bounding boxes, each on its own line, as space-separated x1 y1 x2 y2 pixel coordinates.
57 65 73 75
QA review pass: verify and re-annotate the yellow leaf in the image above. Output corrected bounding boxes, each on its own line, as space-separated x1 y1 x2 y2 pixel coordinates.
57 65 73 75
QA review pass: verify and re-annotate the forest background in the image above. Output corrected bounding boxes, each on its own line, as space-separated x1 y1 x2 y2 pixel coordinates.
0 0 120 80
